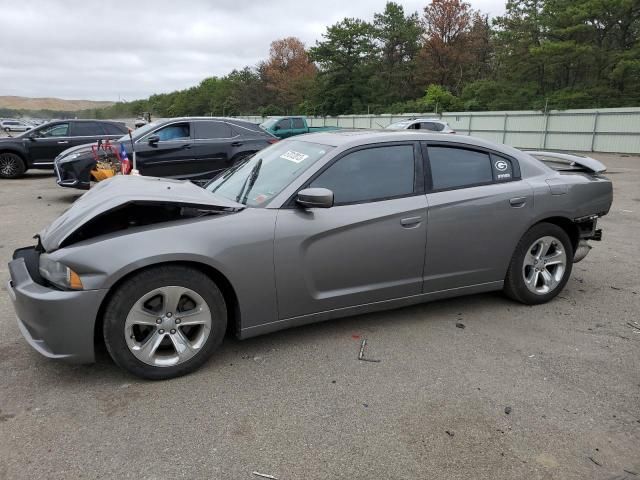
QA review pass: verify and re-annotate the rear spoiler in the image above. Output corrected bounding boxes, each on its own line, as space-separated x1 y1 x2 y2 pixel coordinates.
525 151 607 173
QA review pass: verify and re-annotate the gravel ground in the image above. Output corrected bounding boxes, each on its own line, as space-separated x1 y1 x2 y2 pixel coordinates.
0 154 639 480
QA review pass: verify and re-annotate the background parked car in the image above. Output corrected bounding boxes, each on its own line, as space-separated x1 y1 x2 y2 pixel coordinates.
385 118 455 133
55 117 279 189
260 116 340 139
0 120 128 179
1 119 33 132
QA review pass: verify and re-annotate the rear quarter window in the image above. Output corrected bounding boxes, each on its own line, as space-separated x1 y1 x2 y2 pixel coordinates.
491 154 515 182
428 146 493 190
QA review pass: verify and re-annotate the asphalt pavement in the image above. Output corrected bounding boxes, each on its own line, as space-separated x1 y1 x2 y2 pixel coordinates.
0 153 639 480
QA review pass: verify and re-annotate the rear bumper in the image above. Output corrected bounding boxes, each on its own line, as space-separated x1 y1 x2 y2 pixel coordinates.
7 257 107 363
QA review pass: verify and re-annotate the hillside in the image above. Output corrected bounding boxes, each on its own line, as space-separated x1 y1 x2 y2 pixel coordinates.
0 96 114 112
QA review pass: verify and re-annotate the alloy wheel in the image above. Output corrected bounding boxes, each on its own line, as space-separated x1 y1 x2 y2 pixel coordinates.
0 154 19 177
522 235 567 295
124 286 212 367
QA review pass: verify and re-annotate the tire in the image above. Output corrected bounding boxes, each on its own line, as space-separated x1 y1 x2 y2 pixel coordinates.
0 152 26 179
503 222 573 305
103 265 227 380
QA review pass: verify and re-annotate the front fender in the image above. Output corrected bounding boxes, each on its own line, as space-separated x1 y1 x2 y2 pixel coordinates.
49 208 279 330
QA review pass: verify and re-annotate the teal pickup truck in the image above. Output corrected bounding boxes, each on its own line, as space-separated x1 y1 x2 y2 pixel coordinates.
259 116 340 139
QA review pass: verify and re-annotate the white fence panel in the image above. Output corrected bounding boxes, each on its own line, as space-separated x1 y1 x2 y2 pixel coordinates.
233 108 640 153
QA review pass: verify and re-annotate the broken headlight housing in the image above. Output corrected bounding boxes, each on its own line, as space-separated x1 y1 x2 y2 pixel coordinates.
38 254 83 290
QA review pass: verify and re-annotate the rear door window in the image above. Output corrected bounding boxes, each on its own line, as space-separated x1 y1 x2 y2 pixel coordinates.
103 123 127 135
194 121 233 139
71 122 104 136
291 118 305 129
428 146 493 190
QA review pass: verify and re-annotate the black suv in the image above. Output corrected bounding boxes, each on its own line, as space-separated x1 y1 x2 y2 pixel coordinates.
0 120 128 178
54 117 279 190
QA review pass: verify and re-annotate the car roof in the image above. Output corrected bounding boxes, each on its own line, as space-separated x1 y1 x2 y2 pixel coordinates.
167 116 257 125
297 129 500 150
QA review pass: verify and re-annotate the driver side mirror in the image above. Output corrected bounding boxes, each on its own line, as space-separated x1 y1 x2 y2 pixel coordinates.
296 188 334 209
147 134 160 145
27 131 40 140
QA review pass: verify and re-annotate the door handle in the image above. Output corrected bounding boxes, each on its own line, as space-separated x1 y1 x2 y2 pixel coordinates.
509 196 527 207
231 142 243 147
400 216 422 227
57 141 69 144
181 144 192 149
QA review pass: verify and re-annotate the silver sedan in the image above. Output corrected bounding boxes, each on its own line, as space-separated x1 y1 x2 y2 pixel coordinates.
8 131 613 379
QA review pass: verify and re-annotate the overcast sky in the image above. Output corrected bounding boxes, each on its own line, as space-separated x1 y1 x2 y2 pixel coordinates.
0 0 505 101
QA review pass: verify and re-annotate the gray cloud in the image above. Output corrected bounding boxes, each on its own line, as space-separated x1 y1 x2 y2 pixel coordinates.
0 0 505 101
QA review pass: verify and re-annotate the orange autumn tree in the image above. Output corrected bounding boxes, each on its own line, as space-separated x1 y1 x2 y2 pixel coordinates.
263 37 317 113
419 0 490 95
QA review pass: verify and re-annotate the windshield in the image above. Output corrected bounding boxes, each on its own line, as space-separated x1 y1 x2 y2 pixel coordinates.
206 140 332 207
385 121 412 130
117 120 163 142
259 118 278 130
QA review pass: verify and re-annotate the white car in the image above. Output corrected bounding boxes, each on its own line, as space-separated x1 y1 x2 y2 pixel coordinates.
1 120 33 132
385 118 455 133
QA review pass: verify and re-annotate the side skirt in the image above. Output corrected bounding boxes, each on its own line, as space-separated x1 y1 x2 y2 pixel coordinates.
239 280 503 339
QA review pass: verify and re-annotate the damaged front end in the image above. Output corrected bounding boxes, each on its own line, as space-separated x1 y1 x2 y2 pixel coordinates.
39 174 245 252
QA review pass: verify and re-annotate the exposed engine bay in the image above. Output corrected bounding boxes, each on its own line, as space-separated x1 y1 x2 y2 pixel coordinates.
59 201 234 248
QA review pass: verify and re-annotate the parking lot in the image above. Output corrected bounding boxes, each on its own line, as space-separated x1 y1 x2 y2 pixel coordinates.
0 153 639 480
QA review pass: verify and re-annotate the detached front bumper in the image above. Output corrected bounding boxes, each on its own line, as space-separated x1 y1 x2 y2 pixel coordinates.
7 257 107 363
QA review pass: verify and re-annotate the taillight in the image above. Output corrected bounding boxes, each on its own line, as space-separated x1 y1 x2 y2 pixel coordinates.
268 138 279 144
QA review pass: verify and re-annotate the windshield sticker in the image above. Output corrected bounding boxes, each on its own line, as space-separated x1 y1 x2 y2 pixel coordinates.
280 150 309 163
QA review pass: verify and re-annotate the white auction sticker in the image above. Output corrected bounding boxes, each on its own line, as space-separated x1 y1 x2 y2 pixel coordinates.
280 150 309 163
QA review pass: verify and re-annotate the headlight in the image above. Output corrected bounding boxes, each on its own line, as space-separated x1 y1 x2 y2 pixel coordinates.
39 254 83 290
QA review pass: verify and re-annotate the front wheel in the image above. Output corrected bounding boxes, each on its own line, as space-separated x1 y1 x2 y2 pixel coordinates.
504 222 573 305
0 152 26 179
103 265 227 379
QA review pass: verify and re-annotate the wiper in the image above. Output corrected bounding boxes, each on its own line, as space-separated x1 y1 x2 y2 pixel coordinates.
237 158 263 205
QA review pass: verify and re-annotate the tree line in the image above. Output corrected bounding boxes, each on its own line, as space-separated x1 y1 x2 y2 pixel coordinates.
83 0 640 118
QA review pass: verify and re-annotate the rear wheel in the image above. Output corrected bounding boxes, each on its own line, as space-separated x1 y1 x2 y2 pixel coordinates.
103 265 227 379
0 152 26 179
504 222 573 304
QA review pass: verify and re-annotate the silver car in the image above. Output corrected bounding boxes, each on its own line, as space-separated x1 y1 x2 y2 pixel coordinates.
8 131 612 379
386 118 455 133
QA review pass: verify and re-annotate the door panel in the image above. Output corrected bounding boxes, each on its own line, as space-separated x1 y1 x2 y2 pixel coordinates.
28 122 72 163
274 196 428 320
135 141 195 178
424 180 534 292
187 140 230 180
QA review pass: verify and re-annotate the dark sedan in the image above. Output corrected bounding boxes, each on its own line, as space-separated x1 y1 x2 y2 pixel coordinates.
0 120 128 178
54 117 279 189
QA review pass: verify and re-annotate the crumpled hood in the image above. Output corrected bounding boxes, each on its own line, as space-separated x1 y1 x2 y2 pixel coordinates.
39 175 244 252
